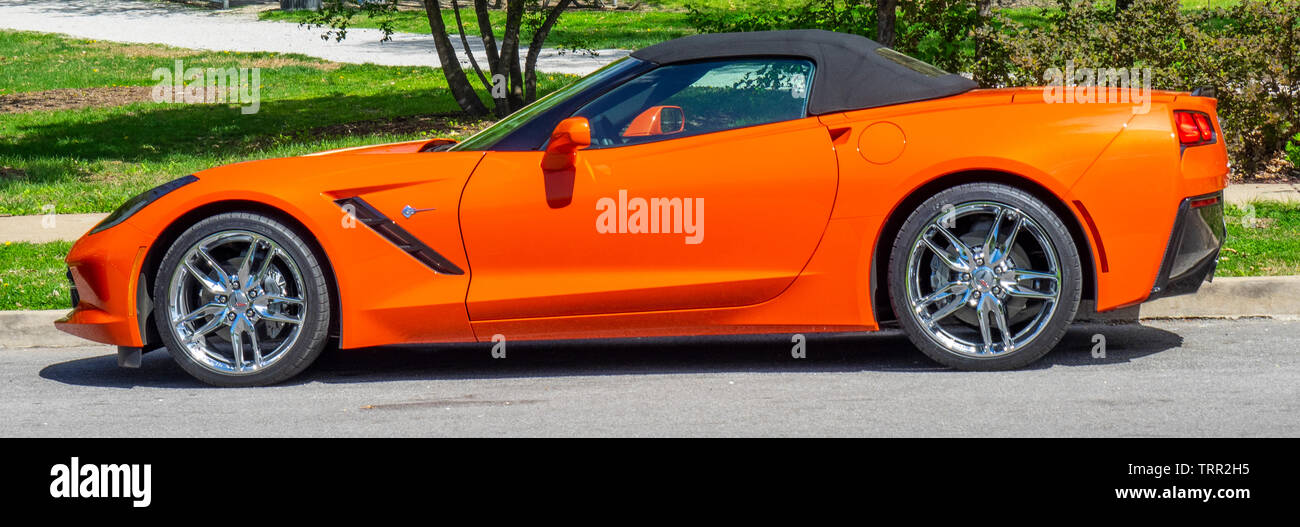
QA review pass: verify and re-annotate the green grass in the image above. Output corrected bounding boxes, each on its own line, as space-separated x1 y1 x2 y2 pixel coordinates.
258 7 696 50
0 241 72 310
1219 201 1300 277
0 30 569 216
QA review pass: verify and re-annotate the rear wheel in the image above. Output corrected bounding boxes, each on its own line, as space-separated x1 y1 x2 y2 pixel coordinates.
887 183 1082 370
153 212 330 386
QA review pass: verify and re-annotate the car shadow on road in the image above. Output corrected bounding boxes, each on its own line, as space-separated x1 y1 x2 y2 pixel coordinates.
38 323 1183 388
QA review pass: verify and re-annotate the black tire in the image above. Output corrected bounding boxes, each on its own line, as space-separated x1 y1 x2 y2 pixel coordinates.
887 182 1082 370
153 212 331 386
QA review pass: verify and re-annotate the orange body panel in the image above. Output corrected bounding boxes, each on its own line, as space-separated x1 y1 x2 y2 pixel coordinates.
55 87 1228 350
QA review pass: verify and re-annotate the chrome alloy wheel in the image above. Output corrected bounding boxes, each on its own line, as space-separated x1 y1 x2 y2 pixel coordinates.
904 201 1062 358
165 230 307 375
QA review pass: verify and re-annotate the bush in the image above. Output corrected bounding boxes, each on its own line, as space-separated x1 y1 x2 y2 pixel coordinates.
1288 133 1300 168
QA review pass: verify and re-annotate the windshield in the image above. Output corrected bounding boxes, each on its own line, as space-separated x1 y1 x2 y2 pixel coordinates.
450 57 641 151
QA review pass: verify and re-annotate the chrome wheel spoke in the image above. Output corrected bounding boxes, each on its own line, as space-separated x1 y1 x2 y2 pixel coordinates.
927 294 967 324
976 297 994 352
235 235 262 288
258 310 302 326
926 224 974 270
990 297 1013 351
913 282 962 313
230 324 245 370
248 327 264 368
183 260 225 295
250 247 280 288
914 282 969 325
1006 269 1059 299
178 302 223 324
259 295 303 307
922 237 966 272
984 207 1024 266
981 207 1006 260
185 315 226 342
196 247 231 286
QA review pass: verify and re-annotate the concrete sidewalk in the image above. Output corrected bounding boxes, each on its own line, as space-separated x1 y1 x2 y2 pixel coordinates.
0 213 106 244
1223 183 1300 204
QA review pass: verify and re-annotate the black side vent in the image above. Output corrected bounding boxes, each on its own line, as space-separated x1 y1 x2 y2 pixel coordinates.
334 197 466 275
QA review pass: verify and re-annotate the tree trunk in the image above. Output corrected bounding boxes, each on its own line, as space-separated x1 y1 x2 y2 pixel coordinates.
422 0 490 116
1116 0 1133 9
474 0 501 80
876 0 898 47
525 0 572 103
451 0 491 92
497 0 527 112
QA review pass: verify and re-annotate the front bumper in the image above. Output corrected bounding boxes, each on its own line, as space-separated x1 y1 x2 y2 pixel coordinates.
53 221 152 347
1147 191 1226 300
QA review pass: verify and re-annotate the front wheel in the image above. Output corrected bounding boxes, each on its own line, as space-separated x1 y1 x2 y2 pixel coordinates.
887 183 1082 370
153 212 331 386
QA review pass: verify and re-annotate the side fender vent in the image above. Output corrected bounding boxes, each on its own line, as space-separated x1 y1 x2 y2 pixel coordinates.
334 197 466 275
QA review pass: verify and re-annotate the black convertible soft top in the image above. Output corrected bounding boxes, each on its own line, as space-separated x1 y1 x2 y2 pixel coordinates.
630 29 978 115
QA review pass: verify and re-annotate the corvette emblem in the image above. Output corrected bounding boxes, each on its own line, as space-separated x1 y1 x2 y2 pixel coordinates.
401 205 436 218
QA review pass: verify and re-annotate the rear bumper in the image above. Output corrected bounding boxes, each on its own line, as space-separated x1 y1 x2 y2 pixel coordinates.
1147 191 1226 300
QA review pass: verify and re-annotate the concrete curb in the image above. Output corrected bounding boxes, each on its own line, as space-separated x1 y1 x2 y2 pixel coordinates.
0 309 90 349
1133 275 1300 318
3 276 1300 348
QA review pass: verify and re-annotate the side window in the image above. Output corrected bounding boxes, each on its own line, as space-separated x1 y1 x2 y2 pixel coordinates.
572 58 814 148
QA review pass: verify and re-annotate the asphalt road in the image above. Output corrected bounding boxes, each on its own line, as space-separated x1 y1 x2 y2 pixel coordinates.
2 319 1296 437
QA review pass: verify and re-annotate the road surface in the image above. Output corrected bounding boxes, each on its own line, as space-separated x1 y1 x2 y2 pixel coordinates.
1 319 1296 437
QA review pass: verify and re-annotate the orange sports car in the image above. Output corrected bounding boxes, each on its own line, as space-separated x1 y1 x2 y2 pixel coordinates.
55 30 1228 386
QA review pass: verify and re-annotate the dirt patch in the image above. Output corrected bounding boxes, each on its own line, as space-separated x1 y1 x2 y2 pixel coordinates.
0 166 28 181
0 86 154 114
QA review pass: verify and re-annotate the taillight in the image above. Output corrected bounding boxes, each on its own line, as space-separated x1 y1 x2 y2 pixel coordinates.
1193 114 1213 141
1175 110 1216 146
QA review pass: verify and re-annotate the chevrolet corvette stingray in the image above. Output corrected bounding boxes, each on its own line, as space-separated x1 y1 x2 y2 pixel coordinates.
56 30 1228 386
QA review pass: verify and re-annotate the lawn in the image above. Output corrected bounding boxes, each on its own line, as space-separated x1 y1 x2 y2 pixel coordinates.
1219 201 1300 277
0 30 570 216
0 241 73 310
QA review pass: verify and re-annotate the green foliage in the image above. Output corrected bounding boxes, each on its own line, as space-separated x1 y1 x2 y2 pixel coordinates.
1288 132 1300 168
